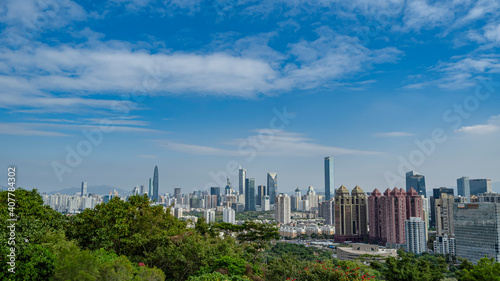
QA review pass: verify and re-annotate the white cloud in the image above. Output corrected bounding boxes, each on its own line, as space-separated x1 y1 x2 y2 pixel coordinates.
456 114 500 134
164 129 381 157
374 132 415 137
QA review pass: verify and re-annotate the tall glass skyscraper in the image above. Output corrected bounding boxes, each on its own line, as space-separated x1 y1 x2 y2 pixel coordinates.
324 157 334 201
267 173 277 205
406 171 426 198
152 166 159 202
457 177 470 201
245 178 256 211
81 182 87 197
148 177 152 197
211 186 221 206
239 167 246 196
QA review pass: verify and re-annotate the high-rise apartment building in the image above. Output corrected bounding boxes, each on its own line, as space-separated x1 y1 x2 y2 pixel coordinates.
319 199 334 225
324 157 334 201
204 209 216 224
267 173 278 205
223 207 236 224
457 177 470 202
245 178 256 211
435 193 455 237
406 171 426 197
368 187 424 247
81 182 87 197
239 167 246 196
405 217 427 254
334 185 368 242
434 234 456 255
152 166 159 202
275 194 291 224
430 187 454 228
454 202 500 263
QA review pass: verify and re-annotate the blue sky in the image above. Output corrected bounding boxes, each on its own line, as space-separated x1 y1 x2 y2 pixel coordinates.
1 0 500 195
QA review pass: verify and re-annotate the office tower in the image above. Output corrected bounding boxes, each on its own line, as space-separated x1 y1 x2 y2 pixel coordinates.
405 217 427 254
224 177 233 195
291 187 300 211
140 185 145 195
204 209 216 224
152 166 159 202
406 171 426 197
245 178 256 211
454 202 500 263
267 173 278 205
435 193 455 237
223 207 236 224
334 185 368 242
81 182 87 197
174 187 181 203
148 178 152 198
469 179 492 196
324 157 334 201
257 185 266 206
210 187 221 206
430 187 454 228
457 177 470 202
275 194 291 224
239 167 246 196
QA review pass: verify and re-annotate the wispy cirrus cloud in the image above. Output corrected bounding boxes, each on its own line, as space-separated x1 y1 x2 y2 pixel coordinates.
373 131 415 137
163 129 381 157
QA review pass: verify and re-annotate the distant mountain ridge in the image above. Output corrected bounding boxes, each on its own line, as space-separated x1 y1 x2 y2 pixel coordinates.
48 184 133 196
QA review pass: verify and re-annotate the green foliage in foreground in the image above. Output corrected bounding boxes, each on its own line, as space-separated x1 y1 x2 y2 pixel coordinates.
1 189 500 281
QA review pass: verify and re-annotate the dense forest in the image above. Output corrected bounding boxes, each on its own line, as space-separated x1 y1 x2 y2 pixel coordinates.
0 189 498 281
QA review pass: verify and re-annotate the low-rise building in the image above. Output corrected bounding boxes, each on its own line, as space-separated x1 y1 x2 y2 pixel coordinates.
337 244 397 261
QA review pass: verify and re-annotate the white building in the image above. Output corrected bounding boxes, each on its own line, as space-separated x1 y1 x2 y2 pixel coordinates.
275 194 291 224
433 234 456 255
405 217 427 254
223 207 236 224
262 195 271 211
204 209 216 224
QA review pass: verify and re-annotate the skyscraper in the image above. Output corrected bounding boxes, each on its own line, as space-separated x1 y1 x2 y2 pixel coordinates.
457 177 470 201
267 173 278 205
257 185 266 206
224 177 232 195
430 187 454 228
275 194 291 224
152 166 159 202
239 167 246 196
435 193 455 237
334 185 368 242
324 157 334 201
469 179 492 196
245 178 256 211
405 217 427 254
148 177 152 198
406 171 426 197
81 182 87 197
210 186 221 206
454 201 500 263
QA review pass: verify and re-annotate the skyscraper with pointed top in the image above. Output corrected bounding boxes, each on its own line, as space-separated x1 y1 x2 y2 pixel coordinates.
152 166 159 202
324 157 334 200
267 172 277 205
